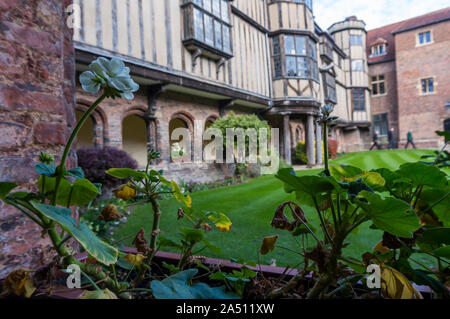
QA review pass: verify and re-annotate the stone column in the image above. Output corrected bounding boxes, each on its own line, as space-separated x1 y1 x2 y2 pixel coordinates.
316 118 323 165
306 114 316 167
283 114 292 165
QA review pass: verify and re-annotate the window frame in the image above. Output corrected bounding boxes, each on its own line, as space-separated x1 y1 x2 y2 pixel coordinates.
370 44 387 57
351 59 364 72
352 88 366 111
182 0 233 59
271 34 319 82
420 77 435 95
371 75 386 96
417 30 433 46
350 34 363 46
322 72 337 104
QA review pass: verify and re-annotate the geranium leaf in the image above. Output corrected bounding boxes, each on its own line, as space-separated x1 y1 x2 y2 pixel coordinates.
357 191 420 238
31 202 118 266
397 162 448 188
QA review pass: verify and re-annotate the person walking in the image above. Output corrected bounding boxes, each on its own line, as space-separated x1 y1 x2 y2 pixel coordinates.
370 130 381 150
387 128 395 150
405 130 416 149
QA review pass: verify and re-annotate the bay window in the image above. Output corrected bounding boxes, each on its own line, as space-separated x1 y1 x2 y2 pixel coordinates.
182 0 232 58
272 34 319 81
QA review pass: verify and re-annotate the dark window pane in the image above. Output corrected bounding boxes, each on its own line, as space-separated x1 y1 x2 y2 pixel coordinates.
372 83 378 95
309 39 317 59
286 56 297 76
422 79 427 93
428 78 434 92
419 33 424 44
273 36 280 55
426 31 431 43
379 82 385 94
274 56 282 77
350 35 362 46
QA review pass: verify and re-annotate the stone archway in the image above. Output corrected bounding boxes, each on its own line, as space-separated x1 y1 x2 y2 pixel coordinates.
122 114 148 167
169 112 194 163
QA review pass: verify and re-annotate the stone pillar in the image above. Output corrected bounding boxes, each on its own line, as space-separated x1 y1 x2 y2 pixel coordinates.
316 118 323 165
283 114 292 165
306 115 316 167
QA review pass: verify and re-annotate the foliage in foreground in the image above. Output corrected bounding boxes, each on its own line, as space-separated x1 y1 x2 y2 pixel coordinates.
266 107 450 298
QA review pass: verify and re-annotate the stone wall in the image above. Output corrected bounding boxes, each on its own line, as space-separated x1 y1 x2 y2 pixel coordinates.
0 0 76 278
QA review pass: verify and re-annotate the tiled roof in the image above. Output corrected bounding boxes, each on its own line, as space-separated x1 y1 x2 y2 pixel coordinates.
367 7 450 64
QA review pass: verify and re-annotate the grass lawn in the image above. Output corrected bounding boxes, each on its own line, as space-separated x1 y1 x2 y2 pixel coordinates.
116 149 435 268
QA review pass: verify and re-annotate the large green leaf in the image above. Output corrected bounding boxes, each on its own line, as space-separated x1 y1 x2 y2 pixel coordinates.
105 168 145 180
397 162 448 188
0 182 17 200
70 178 101 206
151 269 239 299
31 202 118 265
276 168 338 196
330 165 363 182
38 177 99 207
357 191 420 238
180 228 204 244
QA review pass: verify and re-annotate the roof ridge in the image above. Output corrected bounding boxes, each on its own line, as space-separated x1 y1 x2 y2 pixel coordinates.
367 6 450 32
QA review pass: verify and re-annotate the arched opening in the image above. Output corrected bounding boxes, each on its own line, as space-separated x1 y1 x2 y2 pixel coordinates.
122 115 148 167
169 115 193 163
75 110 95 149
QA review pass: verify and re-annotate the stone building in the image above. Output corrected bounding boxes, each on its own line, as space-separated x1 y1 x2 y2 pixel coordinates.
367 7 450 148
72 0 372 180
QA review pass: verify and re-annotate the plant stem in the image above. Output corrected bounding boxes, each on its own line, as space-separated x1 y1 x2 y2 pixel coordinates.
53 94 107 205
323 122 329 175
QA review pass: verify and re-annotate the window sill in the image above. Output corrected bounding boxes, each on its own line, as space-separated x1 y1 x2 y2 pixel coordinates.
419 91 436 96
416 41 434 48
371 93 388 97
183 38 233 61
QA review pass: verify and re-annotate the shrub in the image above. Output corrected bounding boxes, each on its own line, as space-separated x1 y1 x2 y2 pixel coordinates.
293 142 308 164
77 147 138 189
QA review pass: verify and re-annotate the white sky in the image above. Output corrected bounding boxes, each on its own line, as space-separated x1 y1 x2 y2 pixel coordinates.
313 0 449 30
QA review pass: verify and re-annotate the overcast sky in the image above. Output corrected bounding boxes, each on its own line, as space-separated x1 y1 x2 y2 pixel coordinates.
313 0 449 30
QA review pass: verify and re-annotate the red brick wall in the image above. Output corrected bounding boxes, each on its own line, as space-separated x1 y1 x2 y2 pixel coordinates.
369 60 399 139
0 0 75 278
395 20 450 148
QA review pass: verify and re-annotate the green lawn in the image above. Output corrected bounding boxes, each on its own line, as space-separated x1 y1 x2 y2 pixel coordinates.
116 149 434 268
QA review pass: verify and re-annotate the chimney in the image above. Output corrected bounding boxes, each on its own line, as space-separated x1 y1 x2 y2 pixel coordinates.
345 16 357 21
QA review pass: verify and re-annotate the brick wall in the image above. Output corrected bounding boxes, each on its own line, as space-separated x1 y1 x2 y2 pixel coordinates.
369 60 399 140
0 0 75 278
395 21 450 148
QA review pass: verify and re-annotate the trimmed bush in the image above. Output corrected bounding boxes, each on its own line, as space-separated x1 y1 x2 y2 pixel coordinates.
77 147 138 189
